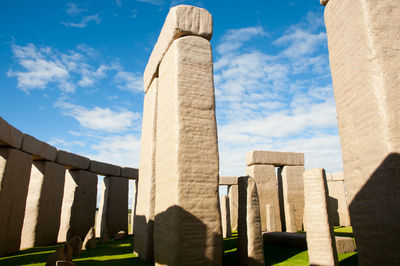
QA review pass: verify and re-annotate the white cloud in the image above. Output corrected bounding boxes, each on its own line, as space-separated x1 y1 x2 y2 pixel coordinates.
216 26 267 54
66 3 87 16
114 71 143 92
136 0 164 5
62 14 101 28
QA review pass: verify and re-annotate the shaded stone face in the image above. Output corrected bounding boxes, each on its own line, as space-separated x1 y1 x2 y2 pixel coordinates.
326 177 351 227
220 195 232 238
228 185 238 231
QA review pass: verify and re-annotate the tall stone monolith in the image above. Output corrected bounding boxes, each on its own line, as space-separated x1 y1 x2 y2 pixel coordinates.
303 168 338 266
0 148 32 256
220 195 232 238
323 0 400 264
20 161 66 249
130 179 138 234
326 172 350 227
228 184 238 231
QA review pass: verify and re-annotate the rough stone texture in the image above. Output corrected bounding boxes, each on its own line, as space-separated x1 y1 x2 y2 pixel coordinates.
246 150 304 167
335 236 356 254
96 176 129 239
0 148 32 256
121 167 138 179
228 185 238 231
21 134 57 161
0 117 23 149
266 204 277 232
143 5 213 92
130 180 138 234
220 195 232 238
327 179 351 226
82 227 96 250
89 160 121 177
58 170 97 242
326 172 344 182
56 150 89 170
20 161 66 249
46 243 73 266
134 78 158 262
95 177 108 239
153 35 222 266
219 176 238 185
281 166 305 232
303 168 338 266
68 236 82 256
324 1 400 264
246 164 281 232
237 176 265 266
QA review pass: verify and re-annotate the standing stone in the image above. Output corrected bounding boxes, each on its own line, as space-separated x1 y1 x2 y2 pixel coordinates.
228 185 238 231
324 0 400 264
237 176 265 266
58 170 97 242
220 195 232 238
134 78 158 261
266 204 277 232
0 148 32 256
95 177 108 239
82 227 96 250
153 35 222 266
97 176 128 238
68 236 82 256
281 166 305 232
303 168 338 266
20 161 66 249
326 173 351 227
246 164 281 232
130 180 138 234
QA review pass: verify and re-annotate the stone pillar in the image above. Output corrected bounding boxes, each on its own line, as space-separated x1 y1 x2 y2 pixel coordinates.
281 166 305 232
153 34 222 265
237 176 265 266
228 184 238 231
130 180 138 234
97 176 129 239
326 172 351 227
323 1 400 264
220 195 232 238
0 148 32 256
20 161 66 249
303 168 338 266
58 170 97 242
266 204 277 232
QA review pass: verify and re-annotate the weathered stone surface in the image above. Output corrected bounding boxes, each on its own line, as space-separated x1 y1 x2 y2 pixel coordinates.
114 231 127 240
0 148 32 256
68 236 82 256
89 160 121 177
327 179 351 227
281 166 305 232
220 195 232 238
324 1 400 264
335 236 356 254
246 164 281 232
246 150 304 167
153 35 222 265
82 227 96 250
326 172 344 182
219 176 238 185
58 170 97 242
237 176 265 265
228 185 238 231
143 5 213 92
121 167 138 179
130 180 138 234
134 78 158 262
20 161 66 249
99 228 109 244
21 134 57 161
303 168 338 266
0 117 23 149
46 243 73 266
56 150 89 170
266 204 277 232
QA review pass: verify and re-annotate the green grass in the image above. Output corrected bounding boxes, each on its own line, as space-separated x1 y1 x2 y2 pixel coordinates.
0 227 358 265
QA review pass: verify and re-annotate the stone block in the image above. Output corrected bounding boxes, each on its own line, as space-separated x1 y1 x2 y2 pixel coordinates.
89 160 121 177
143 5 213 92
153 35 222 265
237 176 265 265
56 150 89 170
58 170 97 242
20 161 66 249
0 148 32 256
266 204 277 232
68 236 82 256
130 180 138 234
220 195 232 238
303 168 338 266
219 176 238 185
121 167 138 179
246 150 304 167
82 227 96 250
0 117 23 149
46 243 73 266
326 172 344 182
327 180 351 227
228 185 238 231
21 134 57 161
335 236 356 254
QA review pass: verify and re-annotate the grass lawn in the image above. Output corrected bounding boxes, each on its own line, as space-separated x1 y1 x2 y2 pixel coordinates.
0 227 358 265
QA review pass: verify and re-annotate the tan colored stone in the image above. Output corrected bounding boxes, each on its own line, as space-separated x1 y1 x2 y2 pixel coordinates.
219 176 238 185
143 5 213 92
266 204 277 232
228 185 238 231
281 166 305 232
130 180 138 234
220 195 232 238
153 35 222 265
303 168 338 266
68 236 82 256
326 172 344 182
246 164 282 232
121 167 138 179
89 160 121 177
82 227 96 250
237 176 265 265
335 236 356 254
21 134 57 161
327 179 351 227
246 150 304 167
0 148 32 256
0 117 23 149
20 161 66 249
114 231 127 240
56 150 89 170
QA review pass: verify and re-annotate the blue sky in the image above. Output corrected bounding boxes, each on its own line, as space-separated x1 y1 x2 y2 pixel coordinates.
1 0 342 201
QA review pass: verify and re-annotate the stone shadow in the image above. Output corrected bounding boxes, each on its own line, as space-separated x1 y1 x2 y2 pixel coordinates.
328 196 339 226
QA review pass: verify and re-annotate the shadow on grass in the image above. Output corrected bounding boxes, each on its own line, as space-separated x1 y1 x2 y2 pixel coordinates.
339 253 359 266
0 244 62 266
264 244 307 266
76 257 153 266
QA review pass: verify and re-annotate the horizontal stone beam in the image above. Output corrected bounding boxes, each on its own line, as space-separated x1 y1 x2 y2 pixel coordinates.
219 176 238 185
89 160 121 177
326 172 344 182
21 134 57 161
246 150 304 167
0 117 23 149
56 150 90 170
121 167 138 179
143 5 213 92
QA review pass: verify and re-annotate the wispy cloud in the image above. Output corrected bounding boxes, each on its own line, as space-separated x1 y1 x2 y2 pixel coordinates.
62 14 101 28
114 71 143 92
66 3 87 16
216 26 267 54
136 0 165 6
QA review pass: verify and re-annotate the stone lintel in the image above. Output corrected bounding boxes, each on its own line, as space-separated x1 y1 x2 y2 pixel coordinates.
219 176 238 185
246 150 304 167
89 160 121 177
56 150 90 170
21 134 57 161
120 167 138 179
143 5 212 92
0 117 24 149
326 172 344 182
